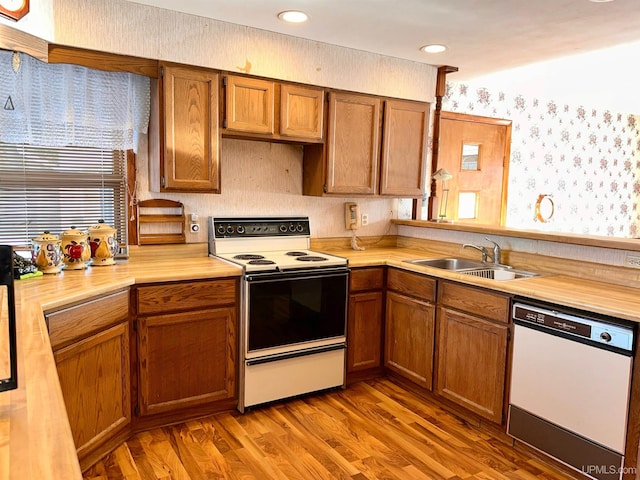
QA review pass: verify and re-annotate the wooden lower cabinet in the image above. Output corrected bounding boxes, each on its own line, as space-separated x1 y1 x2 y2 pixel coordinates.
436 308 508 423
138 306 236 415
47 289 131 468
385 291 435 389
347 267 385 376
348 291 384 373
135 278 238 416
54 321 130 461
436 281 511 424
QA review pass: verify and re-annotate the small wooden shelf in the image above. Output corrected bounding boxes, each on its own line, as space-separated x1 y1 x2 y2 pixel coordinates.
136 199 186 245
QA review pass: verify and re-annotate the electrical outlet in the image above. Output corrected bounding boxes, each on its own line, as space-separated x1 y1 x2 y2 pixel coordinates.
625 254 640 269
190 223 200 233
361 213 369 226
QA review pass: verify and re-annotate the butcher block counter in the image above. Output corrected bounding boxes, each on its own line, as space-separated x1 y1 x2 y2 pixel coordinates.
2 240 640 479
1 244 241 480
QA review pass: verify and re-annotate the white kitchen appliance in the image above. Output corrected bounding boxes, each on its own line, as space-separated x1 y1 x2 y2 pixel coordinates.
208 217 349 412
508 300 636 480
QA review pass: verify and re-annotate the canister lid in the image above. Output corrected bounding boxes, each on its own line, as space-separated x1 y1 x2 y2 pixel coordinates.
88 219 116 234
61 226 88 237
33 231 60 242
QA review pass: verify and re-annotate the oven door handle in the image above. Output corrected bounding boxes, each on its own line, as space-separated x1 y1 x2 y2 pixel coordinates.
245 267 349 283
246 343 346 366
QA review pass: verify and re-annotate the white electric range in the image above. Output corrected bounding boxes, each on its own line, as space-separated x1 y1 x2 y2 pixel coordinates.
208 217 349 412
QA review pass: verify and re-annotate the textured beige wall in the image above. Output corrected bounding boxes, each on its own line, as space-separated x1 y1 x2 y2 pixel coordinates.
135 136 400 241
49 0 436 102
37 0 433 240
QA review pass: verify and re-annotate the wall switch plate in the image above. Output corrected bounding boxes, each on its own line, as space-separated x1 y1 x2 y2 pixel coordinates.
624 254 640 268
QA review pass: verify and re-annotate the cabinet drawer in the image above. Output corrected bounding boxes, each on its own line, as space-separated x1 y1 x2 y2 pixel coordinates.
438 281 510 324
350 267 384 292
137 278 237 315
387 268 435 302
47 289 130 351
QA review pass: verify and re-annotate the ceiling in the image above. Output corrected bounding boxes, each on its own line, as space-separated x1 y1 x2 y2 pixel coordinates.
127 0 640 81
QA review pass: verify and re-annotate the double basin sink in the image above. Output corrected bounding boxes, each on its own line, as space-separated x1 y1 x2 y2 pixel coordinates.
403 257 539 281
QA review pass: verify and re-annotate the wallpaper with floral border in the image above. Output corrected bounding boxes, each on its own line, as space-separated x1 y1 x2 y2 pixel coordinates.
443 81 640 238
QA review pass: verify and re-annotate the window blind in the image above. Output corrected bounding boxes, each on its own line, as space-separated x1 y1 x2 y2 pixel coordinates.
0 143 128 250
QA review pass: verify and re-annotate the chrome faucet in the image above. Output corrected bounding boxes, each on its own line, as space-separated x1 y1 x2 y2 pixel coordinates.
463 237 502 265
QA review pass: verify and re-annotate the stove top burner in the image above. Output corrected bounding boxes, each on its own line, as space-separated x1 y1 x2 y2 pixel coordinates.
234 254 265 260
285 251 309 256
295 256 327 262
248 259 276 265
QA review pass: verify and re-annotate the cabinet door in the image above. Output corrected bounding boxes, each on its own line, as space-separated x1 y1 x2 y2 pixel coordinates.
384 291 435 389
54 322 130 459
138 306 236 416
436 307 508 423
225 75 275 134
347 291 383 373
326 92 381 194
162 65 220 192
380 99 428 197
280 84 324 140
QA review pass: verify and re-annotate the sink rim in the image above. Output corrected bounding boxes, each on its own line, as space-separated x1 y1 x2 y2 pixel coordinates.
403 257 540 279
403 257 486 270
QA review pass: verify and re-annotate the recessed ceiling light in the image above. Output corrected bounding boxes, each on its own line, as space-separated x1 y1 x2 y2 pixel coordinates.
421 44 447 54
277 10 309 23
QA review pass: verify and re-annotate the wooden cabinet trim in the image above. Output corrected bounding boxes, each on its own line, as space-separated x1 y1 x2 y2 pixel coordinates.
349 267 385 292
47 289 130 351
438 280 510 324
136 278 237 315
387 268 436 302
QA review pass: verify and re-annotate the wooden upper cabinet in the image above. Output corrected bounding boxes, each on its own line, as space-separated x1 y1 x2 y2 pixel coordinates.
324 92 381 195
380 99 429 197
222 74 324 142
224 75 275 134
280 84 324 140
303 92 429 197
152 64 220 193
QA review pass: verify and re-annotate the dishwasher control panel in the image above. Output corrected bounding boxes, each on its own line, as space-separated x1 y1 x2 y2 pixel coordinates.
513 302 635 352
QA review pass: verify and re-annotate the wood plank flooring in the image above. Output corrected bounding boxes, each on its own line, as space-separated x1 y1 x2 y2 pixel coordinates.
83 378 581 480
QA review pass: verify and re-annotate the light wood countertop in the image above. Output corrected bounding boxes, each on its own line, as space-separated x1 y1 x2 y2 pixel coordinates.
325 245 640 323
1 244 241 480
2 241 639 479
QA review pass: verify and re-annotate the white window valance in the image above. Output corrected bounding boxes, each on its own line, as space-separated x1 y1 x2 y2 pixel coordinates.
0 50 150 152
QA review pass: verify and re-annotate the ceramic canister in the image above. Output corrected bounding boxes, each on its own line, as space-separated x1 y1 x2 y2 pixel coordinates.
32 231 63 274
61 226 90 270
88 220 118 266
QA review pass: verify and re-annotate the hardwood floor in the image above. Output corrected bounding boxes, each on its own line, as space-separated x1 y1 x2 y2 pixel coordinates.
83 378 580 480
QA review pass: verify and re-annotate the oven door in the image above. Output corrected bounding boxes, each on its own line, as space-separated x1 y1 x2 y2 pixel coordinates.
244 267 348 357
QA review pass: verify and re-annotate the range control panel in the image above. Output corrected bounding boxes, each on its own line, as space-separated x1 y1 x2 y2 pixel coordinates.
211 217 311 238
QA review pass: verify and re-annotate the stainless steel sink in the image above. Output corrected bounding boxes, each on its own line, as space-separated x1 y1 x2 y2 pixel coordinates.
403 257 539 280
404 258 485 270
458 266 539 280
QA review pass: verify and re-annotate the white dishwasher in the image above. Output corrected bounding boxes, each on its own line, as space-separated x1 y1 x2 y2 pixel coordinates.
508 300 635 480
